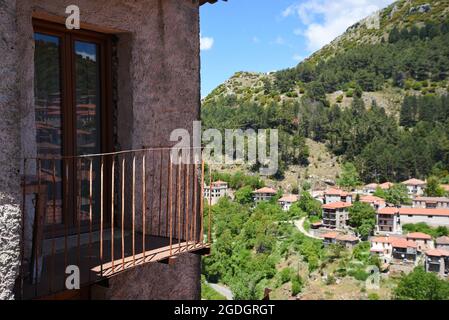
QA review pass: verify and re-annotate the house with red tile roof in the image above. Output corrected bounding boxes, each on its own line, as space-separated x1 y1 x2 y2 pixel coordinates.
406 232 434 252
369 235 416 263
253 187 277 203
359 195 386 210
376 207 401 234
204 181 229 205
370 236 395 263
278 194 299 211
376 207 449 234
322 232 359 248
379 182 394 190
425 249 449 277
402 178 426 196
436 236 449 251
413 196 449 209
324 187 352 205
322 202 352 230
391 238 418 263
363 183 378 194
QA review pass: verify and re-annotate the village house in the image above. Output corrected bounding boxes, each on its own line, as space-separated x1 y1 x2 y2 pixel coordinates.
253 187 277 203
442 184 449 194
435 236 449 250
379 182 394 190
402 178 426 196
278 194 299 211
363 182 394 194
0 0 220 300
376 207 449 234
204 181 229 205
322 232 359 248
370 232 432 266
359 195 386 210
370 236 394 263
406 232 434 252
376 207 401 234
425 249 449 277
323 188 352 204
363 183 378 195
322 202 352 230
391 238 418 263
412 196 449 209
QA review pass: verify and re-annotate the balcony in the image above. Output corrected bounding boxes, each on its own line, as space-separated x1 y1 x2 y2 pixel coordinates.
18 147 210 300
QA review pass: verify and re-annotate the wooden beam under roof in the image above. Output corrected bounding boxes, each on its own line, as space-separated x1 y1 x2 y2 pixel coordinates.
200 0 227 5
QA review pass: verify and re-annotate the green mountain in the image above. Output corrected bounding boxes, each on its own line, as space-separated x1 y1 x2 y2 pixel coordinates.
201 0 449 188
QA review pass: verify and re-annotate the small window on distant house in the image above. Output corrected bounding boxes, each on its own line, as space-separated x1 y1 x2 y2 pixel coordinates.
428 216 433 218
408 215 413 217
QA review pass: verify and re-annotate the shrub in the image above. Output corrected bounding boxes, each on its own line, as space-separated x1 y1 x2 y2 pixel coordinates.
280 267 293 284
368 293 380 300
291 275 303 296
325 274 336 285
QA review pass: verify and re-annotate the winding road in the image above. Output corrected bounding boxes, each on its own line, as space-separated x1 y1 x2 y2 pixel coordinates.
294 217 322 240
206 281 234 300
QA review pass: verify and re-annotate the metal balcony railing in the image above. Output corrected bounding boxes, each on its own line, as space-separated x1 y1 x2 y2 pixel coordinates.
18 147 211 299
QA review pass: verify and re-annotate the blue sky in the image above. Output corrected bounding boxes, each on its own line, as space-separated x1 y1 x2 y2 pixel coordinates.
199 0 394 97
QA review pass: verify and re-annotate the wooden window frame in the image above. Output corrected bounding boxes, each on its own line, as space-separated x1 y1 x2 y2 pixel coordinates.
33 19 113 238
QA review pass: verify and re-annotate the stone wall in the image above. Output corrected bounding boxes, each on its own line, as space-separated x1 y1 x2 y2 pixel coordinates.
0 0 202 299
0 0 22 300
92 253 201 300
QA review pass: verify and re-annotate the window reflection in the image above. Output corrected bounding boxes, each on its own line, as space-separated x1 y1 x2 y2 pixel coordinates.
34 33 63 225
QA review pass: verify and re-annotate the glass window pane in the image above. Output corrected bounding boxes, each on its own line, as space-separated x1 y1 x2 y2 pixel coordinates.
75 40 101 222
34 33 63 225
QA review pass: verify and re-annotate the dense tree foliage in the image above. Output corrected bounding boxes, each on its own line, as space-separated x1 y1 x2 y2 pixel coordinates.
202 197 325 299
337 162 362 189
394 267 449 300
348 202 376 239
274 22 449 95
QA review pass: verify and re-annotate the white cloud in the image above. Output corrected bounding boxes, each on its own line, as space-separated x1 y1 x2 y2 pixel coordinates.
200 35 214 51
252 36 260 44
293 54 304 62
78 51 96 61
283 0 394 52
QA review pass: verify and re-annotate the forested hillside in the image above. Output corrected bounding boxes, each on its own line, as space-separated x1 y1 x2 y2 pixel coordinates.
202 0 449 184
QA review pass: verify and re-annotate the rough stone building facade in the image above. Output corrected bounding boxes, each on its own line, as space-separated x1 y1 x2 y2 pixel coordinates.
0 0 217 300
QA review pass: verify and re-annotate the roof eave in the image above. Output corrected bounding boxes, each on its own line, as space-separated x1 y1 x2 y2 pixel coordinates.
200 0 227 5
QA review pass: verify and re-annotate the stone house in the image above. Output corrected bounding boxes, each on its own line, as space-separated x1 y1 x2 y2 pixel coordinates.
370 236 418 264
278 194 299 211
412 196 449 209
323 188 352 204
359 195 386 211
0 0 220 300
253 187 277 204
405 232 434 252
391 238 418 263
435 236 449 250
204 181 228 205
321 202 352 229
363 183 378 195
376 207 449 234
402 178 426 196
322 232 359 248
425 249 449 277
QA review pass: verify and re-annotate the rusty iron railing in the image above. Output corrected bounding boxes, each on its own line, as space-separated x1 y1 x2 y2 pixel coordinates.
19 147 211 300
